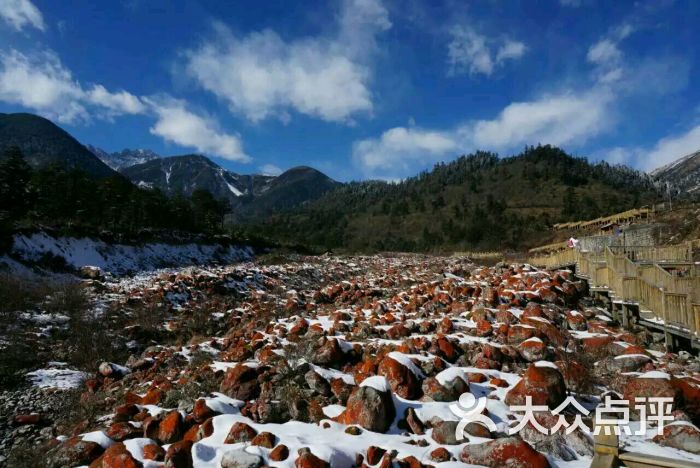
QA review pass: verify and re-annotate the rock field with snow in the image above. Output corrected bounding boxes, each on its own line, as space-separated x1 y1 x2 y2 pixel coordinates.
6 255 700 467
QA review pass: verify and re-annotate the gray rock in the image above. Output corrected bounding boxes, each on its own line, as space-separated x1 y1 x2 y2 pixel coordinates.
220 448 264 468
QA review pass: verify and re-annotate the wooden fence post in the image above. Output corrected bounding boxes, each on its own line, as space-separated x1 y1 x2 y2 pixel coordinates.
591 420 620 468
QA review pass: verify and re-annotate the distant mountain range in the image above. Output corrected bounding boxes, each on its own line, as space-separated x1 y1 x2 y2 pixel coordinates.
652 149 700 198
1 112 698 250
0 112 339 219
87 146 159 170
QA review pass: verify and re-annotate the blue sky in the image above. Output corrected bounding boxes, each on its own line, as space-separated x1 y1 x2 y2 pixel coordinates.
1 0 699 181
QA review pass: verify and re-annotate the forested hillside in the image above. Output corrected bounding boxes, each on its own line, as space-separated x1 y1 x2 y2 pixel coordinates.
246 145 660 252
0 147 231 251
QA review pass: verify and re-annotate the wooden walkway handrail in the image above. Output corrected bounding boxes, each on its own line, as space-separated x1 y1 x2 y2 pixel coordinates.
528 239 700 335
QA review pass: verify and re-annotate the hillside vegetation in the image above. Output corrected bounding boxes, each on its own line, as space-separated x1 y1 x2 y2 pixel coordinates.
246 145 660 252
0 147 232 252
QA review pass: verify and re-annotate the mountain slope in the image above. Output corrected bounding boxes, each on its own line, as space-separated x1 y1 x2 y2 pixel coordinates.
247 145 660 252
120 154 275 206
0 113 117 178
88 146 159 170
121 156 339 215
236 166 340 219
652 149 700 198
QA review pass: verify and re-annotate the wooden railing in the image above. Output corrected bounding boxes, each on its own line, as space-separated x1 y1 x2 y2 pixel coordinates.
528 241 700 335
553 207 652 231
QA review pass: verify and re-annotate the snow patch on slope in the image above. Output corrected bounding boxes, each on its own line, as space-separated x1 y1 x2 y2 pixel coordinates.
5 232 253 275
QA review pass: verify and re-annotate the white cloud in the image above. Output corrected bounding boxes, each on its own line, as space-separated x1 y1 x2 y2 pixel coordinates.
87 84 146 115
353 126 459 174
447 26 526 77
471 91 611 149
146 97 250 163
0 49 87 123
587 39 622 66
353 91 611 177
184 0 389 123
259 164 283 176
496 40 526 62
0 0 44 32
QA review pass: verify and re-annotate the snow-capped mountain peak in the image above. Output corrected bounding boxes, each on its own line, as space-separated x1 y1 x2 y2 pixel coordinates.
87 145 160 170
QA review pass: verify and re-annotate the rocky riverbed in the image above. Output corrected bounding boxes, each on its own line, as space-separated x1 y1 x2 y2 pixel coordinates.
4 255 700 467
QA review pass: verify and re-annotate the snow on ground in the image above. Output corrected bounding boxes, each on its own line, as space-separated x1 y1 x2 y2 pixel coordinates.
37 256 700 467
6 231 253 275
26 368 87 389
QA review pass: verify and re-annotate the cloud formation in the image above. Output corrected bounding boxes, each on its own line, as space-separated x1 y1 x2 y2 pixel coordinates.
0 49 87 123
184 0 390 123
0 0 44 32
259 164 283 176
353 90 611 178
0 48 249 161
146 97 250 163
447 26 526 76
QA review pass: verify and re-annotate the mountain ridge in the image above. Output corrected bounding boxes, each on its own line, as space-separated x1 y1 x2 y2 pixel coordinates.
652 149 700 198
0 113 118 178
88 145 160 170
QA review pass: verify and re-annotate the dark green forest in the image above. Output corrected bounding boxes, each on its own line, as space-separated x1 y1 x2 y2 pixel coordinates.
243 145 660 252
0 147 230 251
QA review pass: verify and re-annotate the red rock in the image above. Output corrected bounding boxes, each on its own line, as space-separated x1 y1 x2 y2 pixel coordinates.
106 422 141 442
475 319 493 337
219 364 260 400
46 437 104 468
624 375 681 410
406 407 425 435
13 413 41 425
460 436 549 467
672 378 700 422
164 440 193 468
190 399 217 423
518 338 546 362
330 378 353 404
89 443 141 468
337 383 396 433
182 424 201 442
397 455 424 468
490 377 509 388
386 323 411 340
197 417 215 440
430 447 451 462
224 422 257 444
270 444 290 461
432 337 460 363
581 335 614 353
295 448 330 468
653 423 700 454
367 446 386 465
377 356 422 399
438 317 454 334
141 388 163 405
142 443 165 461
251 431 276 448
508 325 538 343
114 404 140 423
505 364 567 409
468 373 488 383
157 411 184 444
312 338 345 367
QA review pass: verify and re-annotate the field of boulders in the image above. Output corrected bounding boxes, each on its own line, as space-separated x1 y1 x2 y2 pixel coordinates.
5 254 700 467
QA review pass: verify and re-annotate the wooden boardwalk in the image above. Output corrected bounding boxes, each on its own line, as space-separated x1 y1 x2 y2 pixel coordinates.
528 241 700 348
